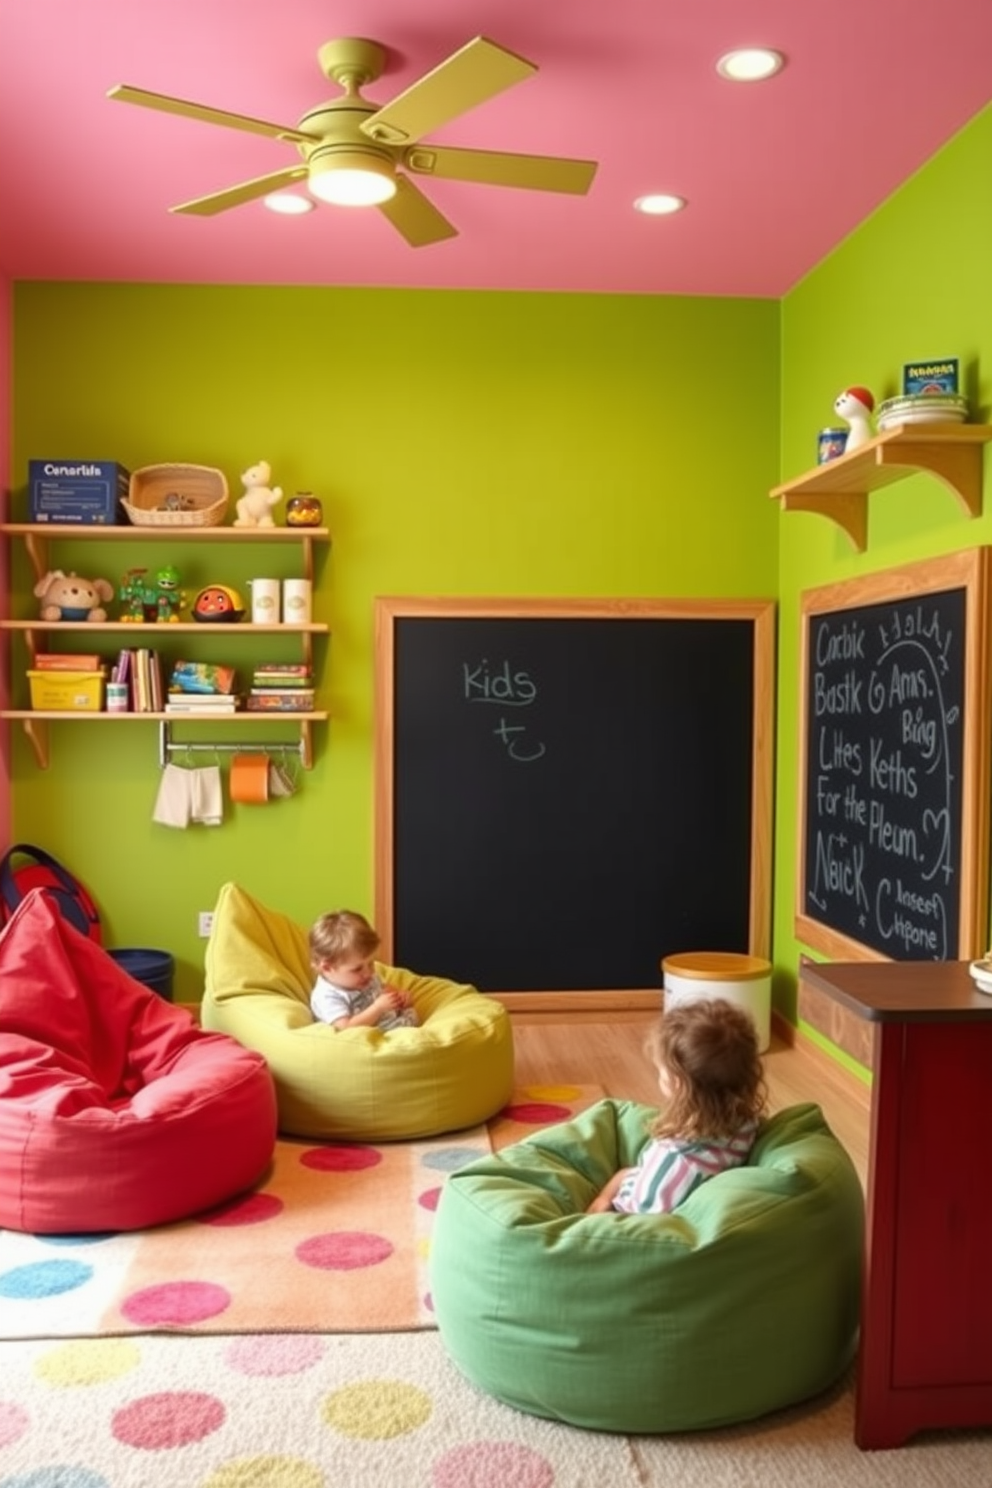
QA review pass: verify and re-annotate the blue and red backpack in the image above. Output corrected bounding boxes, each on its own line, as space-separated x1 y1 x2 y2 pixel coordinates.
0 843 102 943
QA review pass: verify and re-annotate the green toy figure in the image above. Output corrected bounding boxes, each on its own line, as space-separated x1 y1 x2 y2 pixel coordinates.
120 565 186 622
154 564 185 621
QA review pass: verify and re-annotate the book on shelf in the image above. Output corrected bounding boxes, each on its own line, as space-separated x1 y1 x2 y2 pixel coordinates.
112 648 132 687
250 673 313 689
164 695 241 713
249 685 314 695
170 660 238 695
148 650 163 713
132 648 150 713
246 691 315 712
252 663 311 676
35 652 103 671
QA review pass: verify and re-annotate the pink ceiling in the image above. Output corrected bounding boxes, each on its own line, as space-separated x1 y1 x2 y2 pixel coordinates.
2 1 990 298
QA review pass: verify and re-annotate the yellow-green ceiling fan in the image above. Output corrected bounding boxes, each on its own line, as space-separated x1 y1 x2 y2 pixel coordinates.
108 35 598 246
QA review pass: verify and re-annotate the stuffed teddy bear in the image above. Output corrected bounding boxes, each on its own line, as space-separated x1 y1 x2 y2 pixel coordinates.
34 569 115 622
235 461 283 527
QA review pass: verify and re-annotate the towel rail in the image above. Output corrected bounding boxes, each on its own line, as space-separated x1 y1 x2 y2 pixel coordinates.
158 721 307 769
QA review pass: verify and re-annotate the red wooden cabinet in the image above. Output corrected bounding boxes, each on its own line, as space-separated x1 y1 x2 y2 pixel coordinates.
802 959 992 1449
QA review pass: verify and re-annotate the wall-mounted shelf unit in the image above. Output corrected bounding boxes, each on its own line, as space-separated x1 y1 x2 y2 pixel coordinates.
0 523 331 769
769 423 992 551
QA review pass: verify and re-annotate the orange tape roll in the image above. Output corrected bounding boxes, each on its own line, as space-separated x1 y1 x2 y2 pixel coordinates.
230 753 270 804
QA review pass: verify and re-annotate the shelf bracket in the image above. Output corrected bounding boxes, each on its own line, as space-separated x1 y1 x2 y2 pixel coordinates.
876 441 984 519
776 490 868 552
21 717 50 769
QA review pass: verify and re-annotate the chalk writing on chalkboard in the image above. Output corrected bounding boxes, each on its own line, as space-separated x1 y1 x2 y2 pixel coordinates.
463 657 546 761
798 550 991 964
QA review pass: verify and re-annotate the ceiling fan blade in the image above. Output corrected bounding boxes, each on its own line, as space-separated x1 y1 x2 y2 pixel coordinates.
107 84 314 145
377 175 458 247
404 144 597 195
171 166 309 216
361 36 535 146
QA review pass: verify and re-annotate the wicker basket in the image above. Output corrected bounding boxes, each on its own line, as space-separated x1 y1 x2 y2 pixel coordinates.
123 464 229 528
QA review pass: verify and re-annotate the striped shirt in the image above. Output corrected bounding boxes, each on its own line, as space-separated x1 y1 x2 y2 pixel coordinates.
612 1118 759 1215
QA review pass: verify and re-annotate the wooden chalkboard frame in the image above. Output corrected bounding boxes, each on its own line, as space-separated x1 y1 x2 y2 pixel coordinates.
375 596 776 1009
797 549 992 963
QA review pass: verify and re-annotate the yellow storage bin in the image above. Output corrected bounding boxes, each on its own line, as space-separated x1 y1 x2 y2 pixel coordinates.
27 669 106 711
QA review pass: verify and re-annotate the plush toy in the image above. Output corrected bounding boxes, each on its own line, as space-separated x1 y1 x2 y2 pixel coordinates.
833 386 876 452
235 461 283 527
34 569 114 622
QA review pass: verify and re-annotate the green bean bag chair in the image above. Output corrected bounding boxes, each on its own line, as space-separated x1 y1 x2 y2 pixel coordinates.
431 1099 863 1433
202 881 514 1141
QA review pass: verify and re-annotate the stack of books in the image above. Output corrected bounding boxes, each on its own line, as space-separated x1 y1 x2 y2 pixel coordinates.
247 663 315 712
113 648 164 712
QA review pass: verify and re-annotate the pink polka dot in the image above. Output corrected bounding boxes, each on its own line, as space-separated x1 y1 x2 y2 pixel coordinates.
199 1191 284 1225
112 1390 225 1449
423 1291 434 1313
502 1102 571 1125
0 1401 30 1447
120 1281 231 1326
418 1185 442 1212
432 1441 555 1487
225 1334 325 1376
301 1144 383 1172
296 1231 394 1270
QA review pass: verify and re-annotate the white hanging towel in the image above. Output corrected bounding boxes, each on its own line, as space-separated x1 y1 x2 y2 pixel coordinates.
152 764 194 828
191 766 224 826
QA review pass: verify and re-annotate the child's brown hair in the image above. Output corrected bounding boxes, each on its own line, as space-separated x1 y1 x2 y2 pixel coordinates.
309 910 380 972
647 998 767 1142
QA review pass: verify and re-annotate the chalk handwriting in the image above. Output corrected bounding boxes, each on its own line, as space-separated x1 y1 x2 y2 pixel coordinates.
806 594 963 959
463 658 546 762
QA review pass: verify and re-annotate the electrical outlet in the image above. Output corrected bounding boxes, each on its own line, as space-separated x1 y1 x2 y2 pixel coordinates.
198 911 214 938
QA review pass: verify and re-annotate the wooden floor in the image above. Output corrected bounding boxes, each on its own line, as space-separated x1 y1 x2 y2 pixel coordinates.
509 1012 871 1186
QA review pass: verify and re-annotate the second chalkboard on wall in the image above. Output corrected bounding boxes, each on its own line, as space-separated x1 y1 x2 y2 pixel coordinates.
798 548 992 963
375 597 775 1006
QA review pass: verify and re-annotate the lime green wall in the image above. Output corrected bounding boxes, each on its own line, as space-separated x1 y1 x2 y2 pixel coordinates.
11 286 779 1000
775 105 992 1051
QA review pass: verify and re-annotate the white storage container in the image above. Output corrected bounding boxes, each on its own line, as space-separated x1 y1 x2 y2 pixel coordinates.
661 951 772 1052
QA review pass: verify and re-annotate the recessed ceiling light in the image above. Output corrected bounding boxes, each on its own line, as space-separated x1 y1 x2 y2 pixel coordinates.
264 193 315 215
634 194 687 216
716 48 785 82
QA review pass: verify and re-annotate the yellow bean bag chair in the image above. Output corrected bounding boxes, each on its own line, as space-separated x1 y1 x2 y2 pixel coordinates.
202 882 514 1141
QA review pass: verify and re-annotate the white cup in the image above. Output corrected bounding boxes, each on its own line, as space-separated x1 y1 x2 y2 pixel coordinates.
282 578 312 625
249 579 280 625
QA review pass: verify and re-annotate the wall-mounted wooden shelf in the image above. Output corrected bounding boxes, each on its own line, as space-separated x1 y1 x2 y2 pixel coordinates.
0 523 331 769
769 423 992 551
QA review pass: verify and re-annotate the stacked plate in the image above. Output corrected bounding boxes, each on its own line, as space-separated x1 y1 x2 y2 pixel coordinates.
876 393 969 432
968 959 992 996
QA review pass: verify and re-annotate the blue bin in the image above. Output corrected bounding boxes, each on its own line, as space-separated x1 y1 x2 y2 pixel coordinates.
109 948 175 1001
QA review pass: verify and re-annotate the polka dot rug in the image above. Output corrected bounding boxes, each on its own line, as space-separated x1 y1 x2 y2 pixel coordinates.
0 1086 602 1341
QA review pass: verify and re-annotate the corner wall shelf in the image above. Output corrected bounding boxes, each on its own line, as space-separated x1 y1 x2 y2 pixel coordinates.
769 423 992 552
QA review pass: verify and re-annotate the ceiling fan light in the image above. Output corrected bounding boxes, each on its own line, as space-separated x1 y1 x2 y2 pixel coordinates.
264 193 314 215
308 147 397 207
716 48 784 82
634 194 686 216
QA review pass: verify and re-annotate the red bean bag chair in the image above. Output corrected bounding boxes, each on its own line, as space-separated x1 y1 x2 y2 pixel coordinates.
0 889 277 1234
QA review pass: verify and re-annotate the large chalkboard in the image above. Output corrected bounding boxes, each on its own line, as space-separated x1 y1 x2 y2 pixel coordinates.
375 598 774 1001
797 549 991 963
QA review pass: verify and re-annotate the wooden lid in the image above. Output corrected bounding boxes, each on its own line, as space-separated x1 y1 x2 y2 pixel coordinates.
661 951 771 982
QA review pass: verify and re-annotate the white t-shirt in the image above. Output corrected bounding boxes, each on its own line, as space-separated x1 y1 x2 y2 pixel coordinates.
310 971 418 1031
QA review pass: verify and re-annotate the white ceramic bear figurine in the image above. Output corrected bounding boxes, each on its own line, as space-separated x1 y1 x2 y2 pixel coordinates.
833 387 875 453
235 461 283 527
